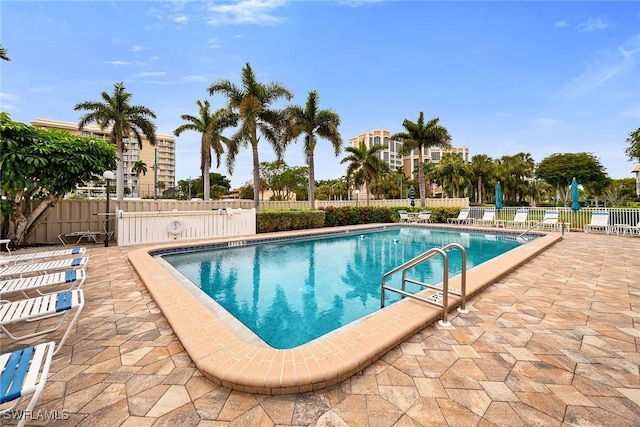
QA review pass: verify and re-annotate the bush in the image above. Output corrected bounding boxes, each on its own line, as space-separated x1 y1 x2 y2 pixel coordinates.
257 210 325 233
320 206 397 226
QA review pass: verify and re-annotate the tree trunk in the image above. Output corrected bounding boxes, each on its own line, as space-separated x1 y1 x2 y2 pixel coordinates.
308 151 315 209
251 141 260 210
417 148 426 207
116 142 125 200
203 159 211 201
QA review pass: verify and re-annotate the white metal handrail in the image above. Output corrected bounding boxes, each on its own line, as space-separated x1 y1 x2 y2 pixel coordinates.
380 244 468 327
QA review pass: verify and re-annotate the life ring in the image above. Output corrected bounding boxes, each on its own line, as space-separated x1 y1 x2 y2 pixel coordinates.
167 219 184 235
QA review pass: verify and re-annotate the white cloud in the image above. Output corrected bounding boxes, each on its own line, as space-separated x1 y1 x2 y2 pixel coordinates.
0 92 21 112
208 38 221 48
172 14 188 24
558 33 640 97
206 0 288 26
535 117 562 126
183 75 208 82
104 60 130 66
554 20 569 29
578 18 608 32
28 86 57 93
339 0 386 7
132 45 147 52
135 71 167 77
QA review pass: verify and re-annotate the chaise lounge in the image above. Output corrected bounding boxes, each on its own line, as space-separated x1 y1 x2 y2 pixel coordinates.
0 341 56 427
0 257 88 280
0 290 85 355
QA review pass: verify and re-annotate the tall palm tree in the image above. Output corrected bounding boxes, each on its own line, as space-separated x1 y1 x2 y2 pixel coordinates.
341 140 388 206
131 160 147 197
74 82 157 200
174 100 237 201
470 154 494 203
392 113 451 207
285 90 342 209
208 62 293 209
0 45 10 61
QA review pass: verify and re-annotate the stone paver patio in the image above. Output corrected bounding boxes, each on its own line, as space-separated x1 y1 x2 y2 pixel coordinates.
1 231 638 426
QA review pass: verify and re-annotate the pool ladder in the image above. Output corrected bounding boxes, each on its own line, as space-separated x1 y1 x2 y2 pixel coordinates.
380 243 469 327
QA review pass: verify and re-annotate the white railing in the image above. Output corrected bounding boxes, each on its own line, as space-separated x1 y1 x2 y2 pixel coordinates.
314 198 469 209
467 206 640 231
114 208 256 246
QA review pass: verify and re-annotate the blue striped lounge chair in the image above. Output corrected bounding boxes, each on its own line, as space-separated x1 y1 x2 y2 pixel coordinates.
0 247 85 266
0 290 85 355
0 269 86 299
0 341 55 427
0 257 88 280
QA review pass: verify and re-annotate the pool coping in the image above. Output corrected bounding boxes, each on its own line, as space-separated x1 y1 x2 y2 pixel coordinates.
128 223 562 395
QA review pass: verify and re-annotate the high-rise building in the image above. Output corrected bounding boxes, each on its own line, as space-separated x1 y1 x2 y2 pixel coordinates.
349 128 469 179
31 118 176 198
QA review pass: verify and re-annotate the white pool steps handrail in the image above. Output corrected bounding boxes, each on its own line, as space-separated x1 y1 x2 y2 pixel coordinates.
380 243 468 327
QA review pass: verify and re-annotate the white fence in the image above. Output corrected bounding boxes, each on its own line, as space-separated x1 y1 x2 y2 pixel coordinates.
115 208 256 246
467 206 640 231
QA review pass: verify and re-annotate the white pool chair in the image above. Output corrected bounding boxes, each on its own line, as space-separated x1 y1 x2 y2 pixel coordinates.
472 209 496 227
0 290 84 355
0 247 85 266
0 257 88 280
537 210 561 231
497 209 531 229
0 270 86 299
584 211 611 234
447 209 470 224
398 210 411 223
416 211 431 223
0 341 55 427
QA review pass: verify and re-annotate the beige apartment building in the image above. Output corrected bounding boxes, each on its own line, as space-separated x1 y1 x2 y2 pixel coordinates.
349 127 469 179
31 118 176 198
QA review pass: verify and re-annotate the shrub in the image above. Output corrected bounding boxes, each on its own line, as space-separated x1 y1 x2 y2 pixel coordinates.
320 206 396 226
257 210 325 233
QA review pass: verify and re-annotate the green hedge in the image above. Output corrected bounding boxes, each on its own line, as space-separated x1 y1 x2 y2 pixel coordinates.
257 210 325 233
320 206 397 226
257 206 469 232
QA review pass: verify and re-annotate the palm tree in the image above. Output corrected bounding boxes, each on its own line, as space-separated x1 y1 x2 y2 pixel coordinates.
208 62 293 209
392 113 451 207
285 90 342 209
470 154 494 203
174 100 237 201
438 152 471 198
341 140 388 206
74 82 157 200
131 160 147 197
0 45 10 61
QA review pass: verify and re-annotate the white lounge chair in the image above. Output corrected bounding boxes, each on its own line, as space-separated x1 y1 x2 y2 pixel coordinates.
0 247 85 266
0 257 88 280
473 209 496 227
0 270 86 299
497 209 531 229
0 290 84 356
614 221 640 236
447 209 470 224
416 211 431 223
0 341 55 427
584 211 611 234
537 210 561 231
398 210 411 223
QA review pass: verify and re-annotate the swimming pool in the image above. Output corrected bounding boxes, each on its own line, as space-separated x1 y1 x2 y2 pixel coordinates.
161 227 524 349
129 224 561 394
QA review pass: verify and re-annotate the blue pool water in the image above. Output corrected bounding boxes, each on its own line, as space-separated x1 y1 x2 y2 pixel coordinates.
162 227 525 349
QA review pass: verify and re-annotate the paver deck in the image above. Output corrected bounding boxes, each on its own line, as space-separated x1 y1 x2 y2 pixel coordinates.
0 231 638 426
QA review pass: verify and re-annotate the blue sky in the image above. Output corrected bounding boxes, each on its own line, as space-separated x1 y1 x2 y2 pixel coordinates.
1 1 639 188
